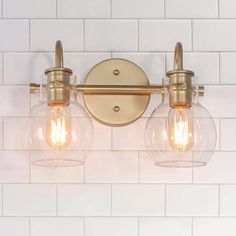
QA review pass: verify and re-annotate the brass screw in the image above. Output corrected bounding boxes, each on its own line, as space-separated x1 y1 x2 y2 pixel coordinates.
113 106 120 112
113 69 120 76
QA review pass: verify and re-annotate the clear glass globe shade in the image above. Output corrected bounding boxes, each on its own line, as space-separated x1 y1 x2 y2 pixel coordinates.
25 101 93 167
145 96 217 167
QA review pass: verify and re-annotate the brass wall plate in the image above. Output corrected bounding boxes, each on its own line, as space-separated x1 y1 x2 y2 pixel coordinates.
83 58 150 126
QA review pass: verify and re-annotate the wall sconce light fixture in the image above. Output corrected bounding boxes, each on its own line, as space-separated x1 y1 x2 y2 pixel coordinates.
28 41 216 168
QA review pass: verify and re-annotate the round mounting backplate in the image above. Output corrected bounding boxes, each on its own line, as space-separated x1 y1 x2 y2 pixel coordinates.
83 58 150 126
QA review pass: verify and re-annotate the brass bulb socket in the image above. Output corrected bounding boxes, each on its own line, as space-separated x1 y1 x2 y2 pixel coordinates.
45 68 72 106
167 70 194 108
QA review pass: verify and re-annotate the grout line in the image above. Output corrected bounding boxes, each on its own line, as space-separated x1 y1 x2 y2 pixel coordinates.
163 0 166 18
218 184 221 216
219 119 221 150
1 184 3 216
138 152 140 183
191 19 193 51
83 152 86 183
1 0 3 18
110 184 113 216
83 19 86 51
2 50 236 53
29 151 31 183
218 52 221 84
111 127 114 150
83 217 86 236
138 217 140 236
164 184 167 216
2 53 4 85
29 19 31 52
137 19 140 51
191 217 193 236
110 0 112 18
0 182 235 185
0 15 236 19
56 184 58 216
0 215 235 218
218 0 220 18
56 0 58 18
29 217 31 236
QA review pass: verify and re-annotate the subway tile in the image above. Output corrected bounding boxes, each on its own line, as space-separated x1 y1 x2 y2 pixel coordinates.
139 20 191 51
0 217 29 236
166 184 218 216
166 52 219 84
0 20 29 51
58 0 110 18
219 0 236 18
112 184 164 216
199 85 236 118
193 152 236 183
0 86 29 116
3 53 53 85
139 217 191 236
220 185 236 216
64 53 111 83
85 151 138 183
139 152 192 183
112 118 146 150
193 218 236 236
220 119 236 150
58 184 111 216
220 53 236 84
31 217 84 236
3 0 56 18
3 184 56 216
193 20 236 51
85 217 138 236
85 20 138 51
112 0 164 18
91 120 112 150
4 117 29 149
0 151 29 183
112 52 165 84
166 0 218 18
31 20 84 51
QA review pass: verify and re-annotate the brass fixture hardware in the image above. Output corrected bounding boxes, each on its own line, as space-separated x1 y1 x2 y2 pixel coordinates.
166 42 195 108
30 41 204 126
28 40 215 168
45 40 72 106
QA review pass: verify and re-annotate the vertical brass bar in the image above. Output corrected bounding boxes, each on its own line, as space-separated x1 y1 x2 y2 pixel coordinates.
55 40 64 68
174 42 183 70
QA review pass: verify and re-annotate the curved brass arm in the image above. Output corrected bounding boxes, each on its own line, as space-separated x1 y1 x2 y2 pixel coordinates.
174 42 183 70
55 40 64 68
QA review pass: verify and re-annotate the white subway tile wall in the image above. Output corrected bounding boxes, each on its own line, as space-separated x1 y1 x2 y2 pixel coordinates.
0 0 235 235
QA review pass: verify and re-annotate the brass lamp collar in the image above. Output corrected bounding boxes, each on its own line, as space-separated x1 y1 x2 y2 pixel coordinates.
45 40 73 106
166 42 194 108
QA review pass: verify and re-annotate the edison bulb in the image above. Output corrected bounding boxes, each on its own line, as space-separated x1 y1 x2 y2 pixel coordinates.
168 108 194 152
46 106 71 149
145 87 217 167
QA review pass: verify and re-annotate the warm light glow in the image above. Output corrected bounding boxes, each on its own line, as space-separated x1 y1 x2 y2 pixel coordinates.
46 106 71 149
168 108 194 151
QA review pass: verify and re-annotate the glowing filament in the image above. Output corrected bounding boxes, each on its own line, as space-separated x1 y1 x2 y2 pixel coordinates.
168 108 194 151
46 106 71 149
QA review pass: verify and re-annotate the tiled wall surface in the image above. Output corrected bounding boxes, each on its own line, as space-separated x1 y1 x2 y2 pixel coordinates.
0 0 236 235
